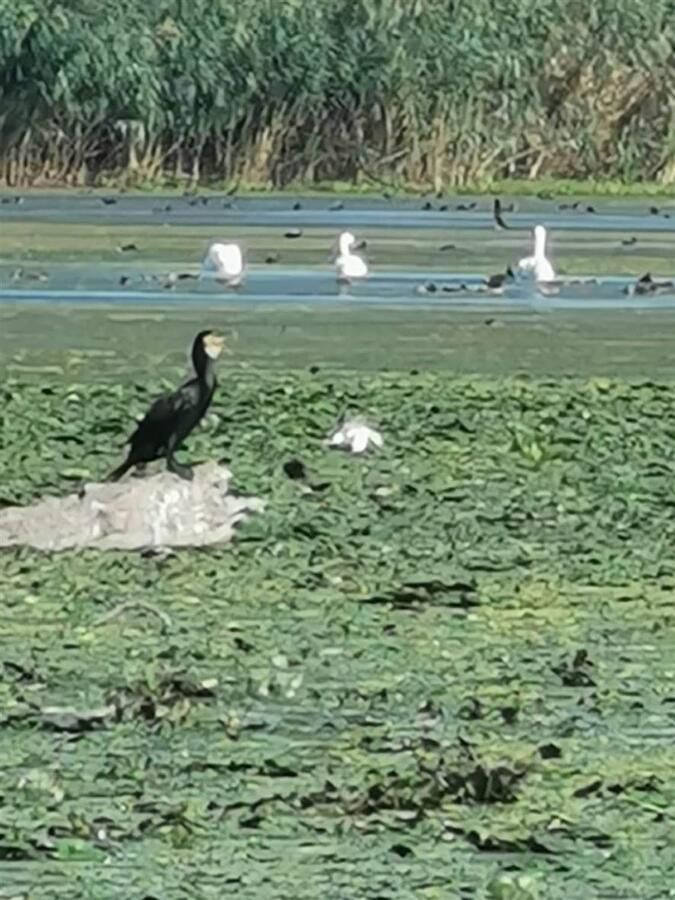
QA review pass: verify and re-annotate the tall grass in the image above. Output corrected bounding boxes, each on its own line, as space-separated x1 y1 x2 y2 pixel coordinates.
0 0 673 188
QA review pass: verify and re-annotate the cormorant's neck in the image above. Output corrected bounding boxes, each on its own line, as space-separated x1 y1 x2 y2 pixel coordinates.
192 346 217 389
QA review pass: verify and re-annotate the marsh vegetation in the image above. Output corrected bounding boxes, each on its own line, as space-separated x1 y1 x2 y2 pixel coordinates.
1 0 673 189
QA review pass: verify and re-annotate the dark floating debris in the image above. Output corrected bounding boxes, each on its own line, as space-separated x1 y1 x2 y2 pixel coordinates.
292 201 302 210
20 270 49 282
539 743 563 760
621 236 637 246
101 197 117 206
438 203 449 211
586 205 596 214
153 203 172 213
438 243 456 251
1 196 23 205
558 201 579 211
117 242 138 253
11 268 47 282
284 228 303 239
283 459 307 481
422 201 434 211
493 197 510 230
265 253 280 264
119 275 130 287
160 272 196 288
650 206 660 215
456 201 477 211
329 200 344 211
553 648 595 687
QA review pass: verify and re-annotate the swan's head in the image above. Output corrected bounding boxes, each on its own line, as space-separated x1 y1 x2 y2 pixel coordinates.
533 225 547 256
338 231 356 255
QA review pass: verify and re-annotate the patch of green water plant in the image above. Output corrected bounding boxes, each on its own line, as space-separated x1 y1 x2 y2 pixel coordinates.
1 371 675 895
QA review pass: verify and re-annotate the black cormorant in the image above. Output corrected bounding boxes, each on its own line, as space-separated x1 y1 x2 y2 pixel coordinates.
107 330 225 482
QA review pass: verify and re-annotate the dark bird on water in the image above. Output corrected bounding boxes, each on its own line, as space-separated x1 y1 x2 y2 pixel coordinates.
484 265 515 290
107 330 226 482
624 272 675 296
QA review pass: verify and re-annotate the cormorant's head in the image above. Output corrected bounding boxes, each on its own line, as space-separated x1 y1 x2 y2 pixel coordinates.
198 330 226 359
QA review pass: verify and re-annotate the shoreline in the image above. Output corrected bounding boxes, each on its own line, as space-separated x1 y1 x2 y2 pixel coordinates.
3 177 675 200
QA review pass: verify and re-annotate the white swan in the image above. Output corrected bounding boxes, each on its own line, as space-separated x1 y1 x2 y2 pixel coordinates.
201 242 245 287
335 232 368 285
516 225 555 282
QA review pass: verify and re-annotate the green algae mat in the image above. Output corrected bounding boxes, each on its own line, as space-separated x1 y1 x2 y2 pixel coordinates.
2 367 675 897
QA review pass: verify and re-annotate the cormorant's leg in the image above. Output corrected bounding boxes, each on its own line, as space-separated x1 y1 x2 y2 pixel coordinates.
166 438 193 481
107 457 133 482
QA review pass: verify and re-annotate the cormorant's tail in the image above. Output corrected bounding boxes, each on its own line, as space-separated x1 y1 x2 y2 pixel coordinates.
106 458 133 482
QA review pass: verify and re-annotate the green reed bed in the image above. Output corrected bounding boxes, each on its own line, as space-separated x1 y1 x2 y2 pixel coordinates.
1 0 673 189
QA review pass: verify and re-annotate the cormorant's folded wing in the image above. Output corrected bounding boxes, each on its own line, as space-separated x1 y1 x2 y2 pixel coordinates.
131 386 194 436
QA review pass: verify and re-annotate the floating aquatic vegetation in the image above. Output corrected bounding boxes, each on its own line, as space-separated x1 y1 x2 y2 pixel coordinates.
0 369 673 895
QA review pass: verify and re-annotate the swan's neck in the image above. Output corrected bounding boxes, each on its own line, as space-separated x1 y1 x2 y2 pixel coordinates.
534 229 547 259
339 235 352 256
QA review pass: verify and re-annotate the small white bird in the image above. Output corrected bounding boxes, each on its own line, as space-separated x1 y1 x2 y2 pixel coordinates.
201 242 245 287
335 231 368 285
327 419 383 454
516 225 555 282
